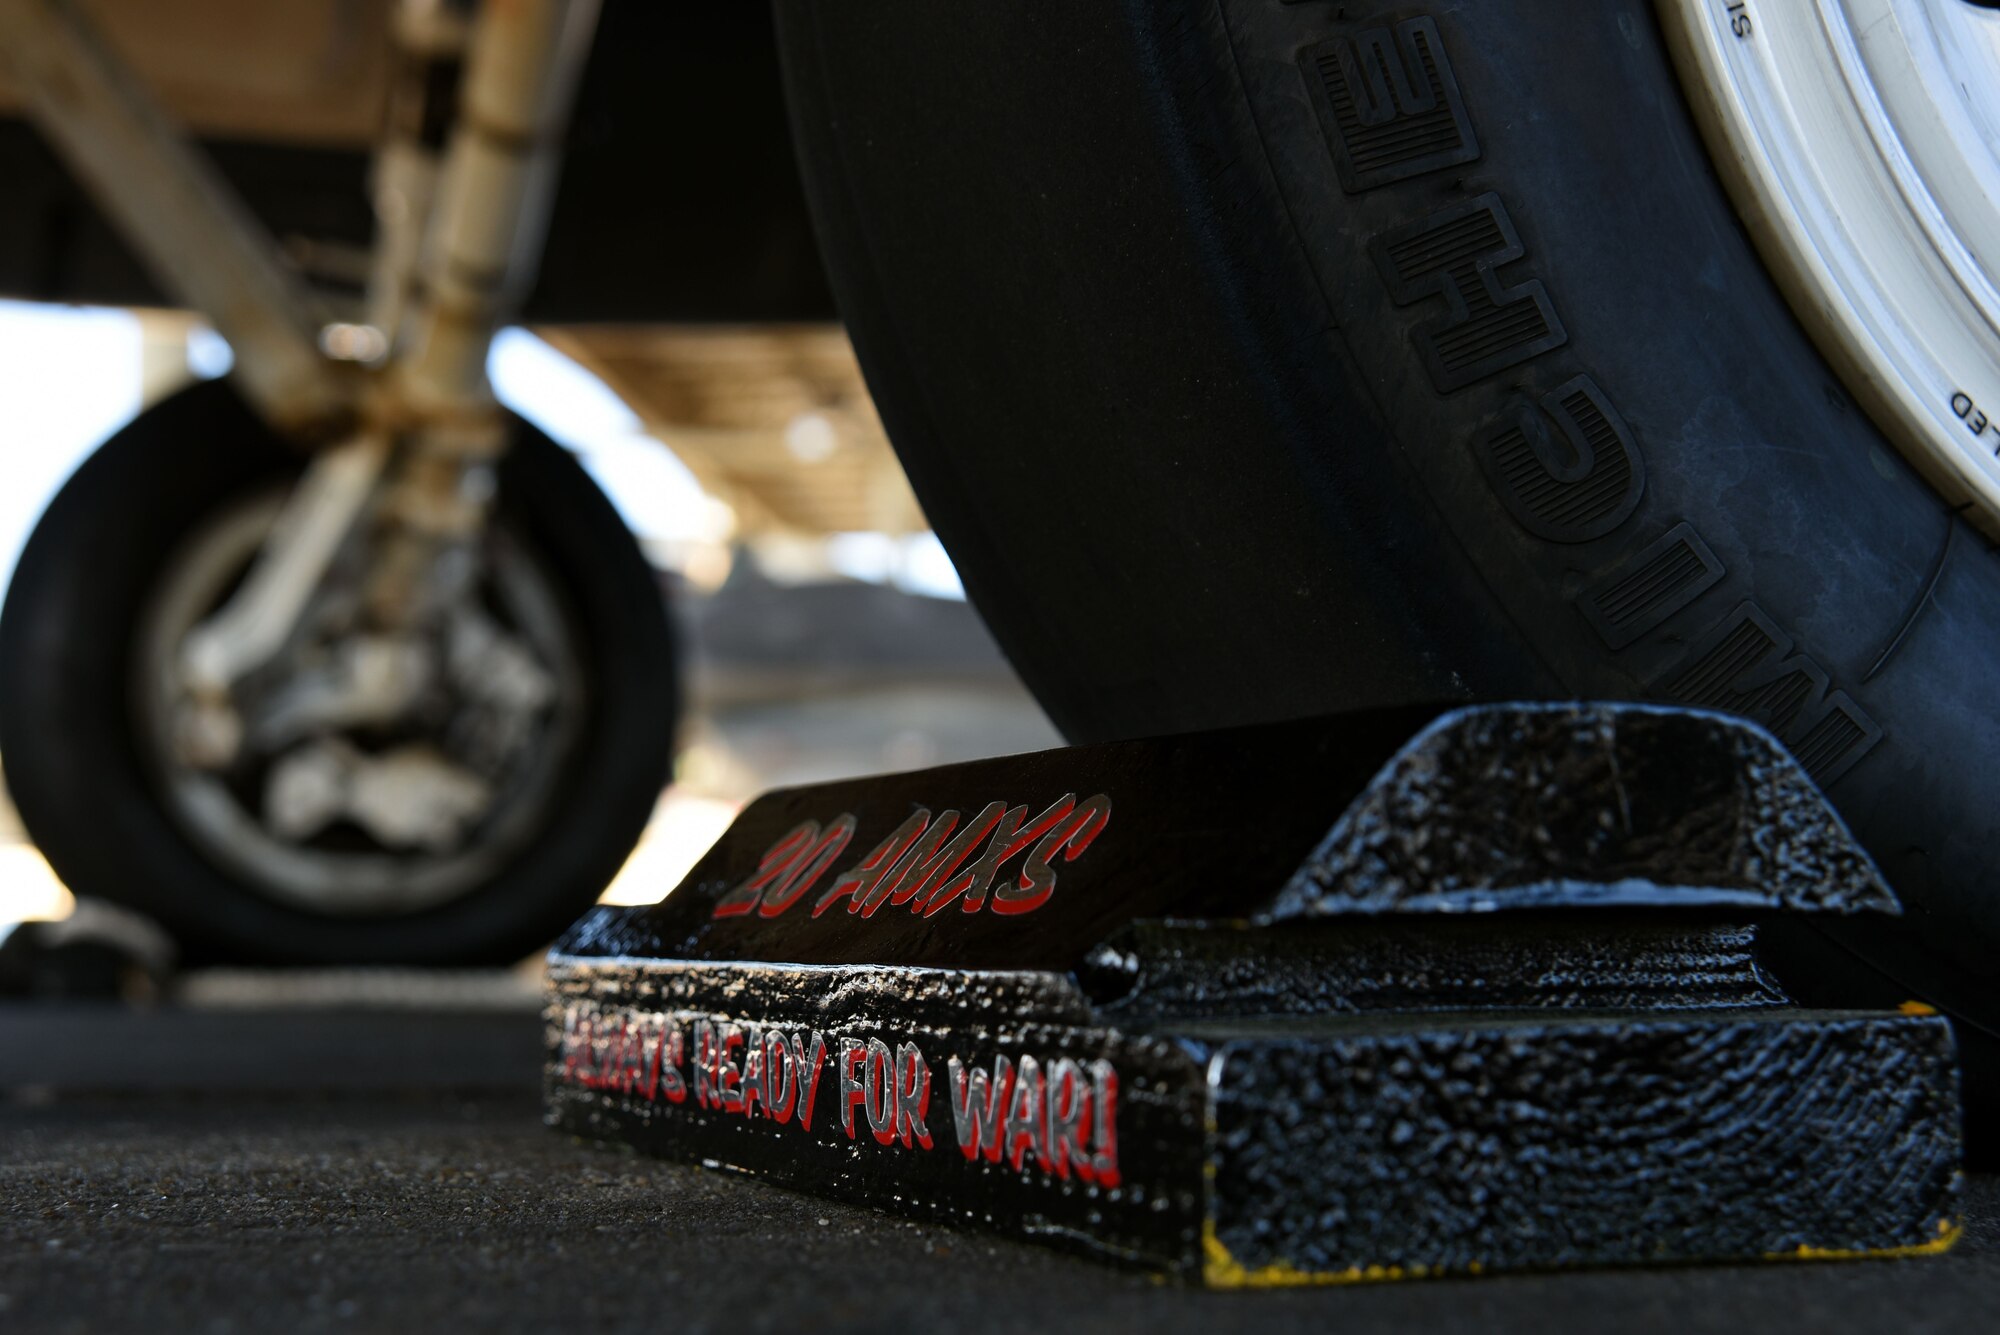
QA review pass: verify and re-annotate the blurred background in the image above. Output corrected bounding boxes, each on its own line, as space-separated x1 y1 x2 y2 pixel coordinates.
0 308 1060 972
0 0 1066 993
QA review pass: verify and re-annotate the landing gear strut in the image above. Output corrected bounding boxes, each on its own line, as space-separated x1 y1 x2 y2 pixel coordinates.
0 0 678 962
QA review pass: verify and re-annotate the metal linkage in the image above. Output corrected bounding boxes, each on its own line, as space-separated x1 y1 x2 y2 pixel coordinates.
395 0 599 432
1 0 600 659
367 0 601 630
362 0 473 362
0 0 601 884
0 0 352 434
174 434 390 766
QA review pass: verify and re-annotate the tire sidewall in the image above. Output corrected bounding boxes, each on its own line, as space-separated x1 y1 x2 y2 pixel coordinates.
773 0 2000 1099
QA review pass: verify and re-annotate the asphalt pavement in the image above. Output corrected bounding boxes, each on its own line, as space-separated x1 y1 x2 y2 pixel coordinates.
1 1002 1994 1335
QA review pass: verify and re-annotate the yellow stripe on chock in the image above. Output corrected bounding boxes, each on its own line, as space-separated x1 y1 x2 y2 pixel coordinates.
1767 1216 1961 1263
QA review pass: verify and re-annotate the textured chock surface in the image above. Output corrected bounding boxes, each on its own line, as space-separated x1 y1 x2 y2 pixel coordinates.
546 952 1962 1283
1082 917 1790 1020
1203 1010 1963 1284
543 703 1947 1282
554 702 1895 982
544 957 1211 1272
551 704 1444 973
1268 704 1897 919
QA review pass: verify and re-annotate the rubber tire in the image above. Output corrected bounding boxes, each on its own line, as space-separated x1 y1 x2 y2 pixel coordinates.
0 380 678 965
773 0 2000 1131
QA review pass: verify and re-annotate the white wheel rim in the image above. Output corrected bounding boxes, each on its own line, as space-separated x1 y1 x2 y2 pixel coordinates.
1659 0 2000 523
133 491 586 917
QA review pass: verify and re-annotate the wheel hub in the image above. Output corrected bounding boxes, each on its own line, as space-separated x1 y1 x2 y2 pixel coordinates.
135 491 583 917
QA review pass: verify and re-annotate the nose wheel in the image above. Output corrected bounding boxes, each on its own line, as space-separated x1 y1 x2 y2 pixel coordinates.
0 383 677 964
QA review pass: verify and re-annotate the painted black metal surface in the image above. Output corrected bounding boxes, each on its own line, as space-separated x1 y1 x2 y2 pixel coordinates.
1201 1009 1961 1281
1271 706 1898 917
558 703 1440 971
546 702 1963 1283
545 960 1960 1282
558 703 1894 974
547 960 1205 1271
1079 916 1793 1020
